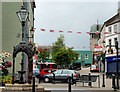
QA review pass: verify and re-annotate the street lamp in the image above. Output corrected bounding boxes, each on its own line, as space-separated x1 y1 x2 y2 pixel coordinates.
16 6 29 25
16 6 29 41
16 6 29 84
102 40 105 87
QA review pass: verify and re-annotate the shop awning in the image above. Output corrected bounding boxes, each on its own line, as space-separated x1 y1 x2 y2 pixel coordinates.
105 55 120 62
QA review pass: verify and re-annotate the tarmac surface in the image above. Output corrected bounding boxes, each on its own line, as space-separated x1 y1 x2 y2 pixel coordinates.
37 67 115 92
0 67 118 92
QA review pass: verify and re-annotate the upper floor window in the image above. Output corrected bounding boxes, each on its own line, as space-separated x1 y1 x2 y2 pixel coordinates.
85 54 88 59
109 39 111 48
108 26 112 33
78 54 81 59
114 38 117 45
114 24 117 33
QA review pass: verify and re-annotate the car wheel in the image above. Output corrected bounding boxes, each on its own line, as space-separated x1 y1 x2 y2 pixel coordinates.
44 77 50 83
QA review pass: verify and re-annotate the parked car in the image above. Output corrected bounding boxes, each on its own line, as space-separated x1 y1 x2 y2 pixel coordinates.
40 69 57 78
90 65 99 72
69 63 81 70
42 69 80 83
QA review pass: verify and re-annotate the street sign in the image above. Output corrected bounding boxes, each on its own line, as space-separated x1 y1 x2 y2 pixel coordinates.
94 46 102 51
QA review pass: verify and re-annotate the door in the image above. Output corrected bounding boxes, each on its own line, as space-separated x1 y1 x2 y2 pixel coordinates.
54 70 62 80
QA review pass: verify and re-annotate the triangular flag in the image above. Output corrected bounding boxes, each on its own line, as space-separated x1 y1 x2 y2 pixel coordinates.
68 31 72 33
41 29 45 31
95 32 99 34
83 47 86 48
104 32 109 34
77 32 81 34
59 30 63 33
50 30 54 32
86 32 90 34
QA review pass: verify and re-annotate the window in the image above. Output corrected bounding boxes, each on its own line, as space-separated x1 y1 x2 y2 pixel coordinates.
78 54 81 59
54 70 62 74
114 38 117 45
108 26 112 33
85 54 88 59
114 24 117 33
62 70 68 74
109 39 111 48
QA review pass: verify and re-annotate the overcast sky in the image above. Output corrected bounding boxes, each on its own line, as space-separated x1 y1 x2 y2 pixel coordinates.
34 1 118 51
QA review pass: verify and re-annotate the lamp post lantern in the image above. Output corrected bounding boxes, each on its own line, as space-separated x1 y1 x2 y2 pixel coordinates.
16 6 29 84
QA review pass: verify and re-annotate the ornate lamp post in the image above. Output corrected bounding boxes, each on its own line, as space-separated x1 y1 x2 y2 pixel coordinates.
16 6 29 84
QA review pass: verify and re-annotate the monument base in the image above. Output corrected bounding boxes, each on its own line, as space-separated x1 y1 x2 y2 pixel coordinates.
1 84 50 92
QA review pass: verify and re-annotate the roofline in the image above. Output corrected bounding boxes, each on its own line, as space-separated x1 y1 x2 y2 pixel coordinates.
100 13 118 32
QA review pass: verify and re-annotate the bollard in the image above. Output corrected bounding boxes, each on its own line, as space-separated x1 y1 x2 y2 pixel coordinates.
52 73 55 84
112 74 115 89
98 75 100 88
32 76 35 92
88 73 92 87
68 78 71 92
71 74 73 85
39 75 41 84
102 73 105 87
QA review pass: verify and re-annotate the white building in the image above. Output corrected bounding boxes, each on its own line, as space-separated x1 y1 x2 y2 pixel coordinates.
99 2 120 76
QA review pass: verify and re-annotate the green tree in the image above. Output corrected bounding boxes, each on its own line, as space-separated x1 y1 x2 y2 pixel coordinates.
51 35 79 66
38 48 50 61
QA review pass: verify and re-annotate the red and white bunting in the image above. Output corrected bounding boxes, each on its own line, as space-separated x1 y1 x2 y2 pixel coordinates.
68 31 72 33
71 46 74 48
83 47 86 48
50 30 54 32
77 32 81 34
86 32 90 34
59 30 63 33
95 32 99 34
66 46 68 48
41 29 45 31
77 46 80 48
114 32 117 34
104 32 109 34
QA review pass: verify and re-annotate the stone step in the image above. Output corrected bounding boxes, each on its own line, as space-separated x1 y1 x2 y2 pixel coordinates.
5 84 38 87
1 84 51 92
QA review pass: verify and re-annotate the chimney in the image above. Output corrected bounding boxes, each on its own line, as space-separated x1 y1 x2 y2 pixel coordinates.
118 1 120 17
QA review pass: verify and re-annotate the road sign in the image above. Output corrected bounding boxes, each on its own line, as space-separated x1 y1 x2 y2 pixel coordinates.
94 46 102 51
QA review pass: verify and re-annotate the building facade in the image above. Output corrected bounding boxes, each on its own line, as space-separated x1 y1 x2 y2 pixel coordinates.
90 24 102 64
75 51 92 66
99 2 120 75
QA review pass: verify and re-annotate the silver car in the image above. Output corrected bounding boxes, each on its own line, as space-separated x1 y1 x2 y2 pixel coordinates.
43 69 80 83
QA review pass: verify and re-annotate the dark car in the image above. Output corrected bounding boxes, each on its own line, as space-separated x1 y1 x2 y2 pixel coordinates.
43 69 80 83
69 63 81 70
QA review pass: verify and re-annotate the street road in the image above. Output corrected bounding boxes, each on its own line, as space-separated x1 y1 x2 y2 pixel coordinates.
37 67 115 92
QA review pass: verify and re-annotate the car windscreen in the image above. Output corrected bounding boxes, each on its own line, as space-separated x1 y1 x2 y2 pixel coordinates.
54 70 62 74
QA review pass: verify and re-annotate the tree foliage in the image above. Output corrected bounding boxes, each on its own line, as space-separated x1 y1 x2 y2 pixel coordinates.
51 34 79 66
38 48 50 61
